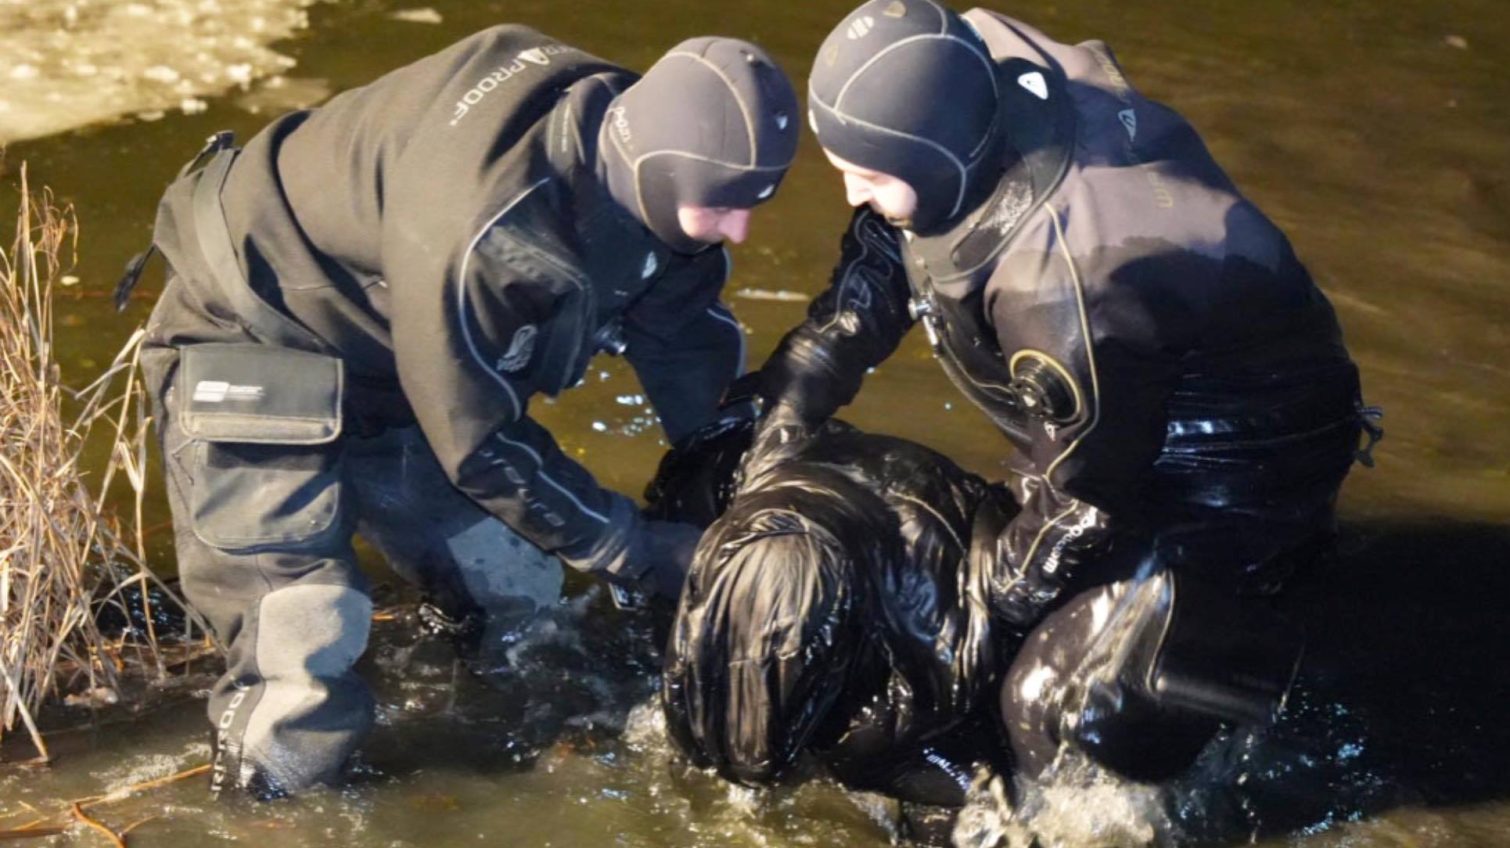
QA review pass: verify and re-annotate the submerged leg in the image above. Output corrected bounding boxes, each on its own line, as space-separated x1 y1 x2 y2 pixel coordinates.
347 425 563 651
1001 576 1221 784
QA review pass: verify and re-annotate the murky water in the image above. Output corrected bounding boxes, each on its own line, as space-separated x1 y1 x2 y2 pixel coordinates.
2 0 1508 845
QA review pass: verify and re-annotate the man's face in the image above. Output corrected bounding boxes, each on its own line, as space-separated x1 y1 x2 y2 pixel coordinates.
677 206 754 246
822 149 919 229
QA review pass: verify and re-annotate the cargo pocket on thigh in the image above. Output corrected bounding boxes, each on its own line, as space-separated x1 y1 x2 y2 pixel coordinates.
178 344 345 553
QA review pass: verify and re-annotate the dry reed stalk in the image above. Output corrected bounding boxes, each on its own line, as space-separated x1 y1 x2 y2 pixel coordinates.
0 762 210 842
0 164 200 759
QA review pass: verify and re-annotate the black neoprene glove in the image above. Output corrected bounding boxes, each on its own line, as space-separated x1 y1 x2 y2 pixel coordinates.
557 496 702 600
630 520 702 598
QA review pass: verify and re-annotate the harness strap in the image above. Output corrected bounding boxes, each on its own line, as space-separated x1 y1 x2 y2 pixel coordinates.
189 142 329 352
114 132 236 311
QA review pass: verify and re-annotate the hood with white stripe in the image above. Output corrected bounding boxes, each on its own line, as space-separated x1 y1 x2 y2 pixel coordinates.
808 0 1004 233
600 37 799 254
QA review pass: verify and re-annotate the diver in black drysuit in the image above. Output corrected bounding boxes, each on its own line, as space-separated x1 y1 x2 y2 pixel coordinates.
121 26 798 796
731 0 1375 792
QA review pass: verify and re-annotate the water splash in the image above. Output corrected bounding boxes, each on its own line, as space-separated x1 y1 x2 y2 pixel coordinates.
953 754 1169 848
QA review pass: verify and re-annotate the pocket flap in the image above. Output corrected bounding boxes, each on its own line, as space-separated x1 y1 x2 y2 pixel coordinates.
179 344 343 444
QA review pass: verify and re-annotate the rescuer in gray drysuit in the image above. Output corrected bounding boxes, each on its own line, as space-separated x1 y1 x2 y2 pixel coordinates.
119 26 798 797
738 0 1377 785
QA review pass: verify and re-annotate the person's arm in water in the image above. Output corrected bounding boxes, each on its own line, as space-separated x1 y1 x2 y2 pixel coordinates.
742 207 914 453
621 246 745 445
386 178 693 597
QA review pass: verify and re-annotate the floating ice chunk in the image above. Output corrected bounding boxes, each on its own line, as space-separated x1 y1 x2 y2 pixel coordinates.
180 97 208 114
236 76 331 114
63 686 119 708
733 287 809 302
390 8 444 24
0 0 317 144
142 65 181 84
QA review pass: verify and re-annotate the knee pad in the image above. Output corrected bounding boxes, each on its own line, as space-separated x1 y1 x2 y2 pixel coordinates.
1002 572 1302 782
445 516 563 617
230 583 374 794
350 427 563 618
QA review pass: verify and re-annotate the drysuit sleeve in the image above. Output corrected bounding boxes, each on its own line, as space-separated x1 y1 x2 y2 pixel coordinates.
975 259 1187 630
386 182 639 576
622 246 745 445
753 207 914 424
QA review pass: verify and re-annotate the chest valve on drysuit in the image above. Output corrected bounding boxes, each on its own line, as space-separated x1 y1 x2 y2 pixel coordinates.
1006 352 1078 424
909 291 1080 428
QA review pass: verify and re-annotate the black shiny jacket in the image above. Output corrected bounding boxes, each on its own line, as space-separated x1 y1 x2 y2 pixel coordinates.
651 418 1016 804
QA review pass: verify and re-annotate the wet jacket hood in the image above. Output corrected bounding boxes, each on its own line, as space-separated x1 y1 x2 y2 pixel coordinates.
599 37 800 254
664 483 883 785
653 417 1012 787
808 0 1005 233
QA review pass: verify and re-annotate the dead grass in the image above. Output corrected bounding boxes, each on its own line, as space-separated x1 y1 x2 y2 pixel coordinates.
0 164 203 760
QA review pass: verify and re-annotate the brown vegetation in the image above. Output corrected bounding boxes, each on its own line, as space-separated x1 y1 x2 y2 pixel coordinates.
0 165 202 761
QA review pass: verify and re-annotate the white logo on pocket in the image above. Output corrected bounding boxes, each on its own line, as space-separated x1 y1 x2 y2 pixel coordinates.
496 324 538 372
192 380 265 403
641 252 659 279
847 15 875 39
1018 71 1048 100
1118 109 1137 141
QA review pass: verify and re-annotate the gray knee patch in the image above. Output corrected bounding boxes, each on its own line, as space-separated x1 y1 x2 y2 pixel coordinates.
349 426 563 615
448 516 564 615
254 583 371 677
240 584 373 791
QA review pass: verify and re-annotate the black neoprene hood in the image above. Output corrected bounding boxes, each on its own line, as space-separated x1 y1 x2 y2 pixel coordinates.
808 0 1002 232
601 37 800 253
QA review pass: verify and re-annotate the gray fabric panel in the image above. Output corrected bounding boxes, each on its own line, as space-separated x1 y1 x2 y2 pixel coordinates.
186 437 342 552
241 583 373 791
349 426 563 614
447 516 563 613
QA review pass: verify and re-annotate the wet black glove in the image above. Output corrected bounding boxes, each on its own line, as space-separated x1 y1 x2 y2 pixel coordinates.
557 497 700 600
628 520 702 599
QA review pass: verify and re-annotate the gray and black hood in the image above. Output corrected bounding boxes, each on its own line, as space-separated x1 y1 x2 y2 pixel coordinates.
808 0 1004 233
600 37 799 253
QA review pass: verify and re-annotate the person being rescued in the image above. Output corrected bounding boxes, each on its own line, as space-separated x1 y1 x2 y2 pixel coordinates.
646 410 1305 841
